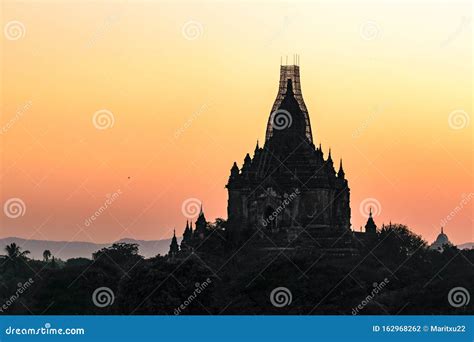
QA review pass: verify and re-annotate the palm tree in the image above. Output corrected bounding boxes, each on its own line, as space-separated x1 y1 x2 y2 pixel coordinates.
43 249 52 262
3 243 30 270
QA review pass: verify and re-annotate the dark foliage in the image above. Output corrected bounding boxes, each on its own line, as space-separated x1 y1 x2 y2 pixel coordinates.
0 224 472 315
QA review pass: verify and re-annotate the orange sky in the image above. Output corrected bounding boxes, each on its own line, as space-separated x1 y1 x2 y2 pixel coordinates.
1 0 472 245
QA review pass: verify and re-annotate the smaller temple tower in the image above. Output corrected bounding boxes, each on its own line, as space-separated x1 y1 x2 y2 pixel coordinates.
194 205 208 240
168 229 179 258
364 208 377 235
176 206 209 255
180 221 193 251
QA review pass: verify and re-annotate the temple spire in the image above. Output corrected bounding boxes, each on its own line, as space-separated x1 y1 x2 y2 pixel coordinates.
365 208 377 234
168 228 179 258
285 78 294 95
266 63 313 143
338 158 345 178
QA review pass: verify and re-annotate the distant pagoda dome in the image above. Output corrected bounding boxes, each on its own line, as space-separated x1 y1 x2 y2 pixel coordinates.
430 227 452 252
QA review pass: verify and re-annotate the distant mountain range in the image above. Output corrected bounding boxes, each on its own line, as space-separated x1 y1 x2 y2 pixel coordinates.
0 237 181 260
458 242 473 250
0 237 471 261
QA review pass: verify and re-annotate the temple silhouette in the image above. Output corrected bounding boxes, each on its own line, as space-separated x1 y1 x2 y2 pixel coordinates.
169 63 378 258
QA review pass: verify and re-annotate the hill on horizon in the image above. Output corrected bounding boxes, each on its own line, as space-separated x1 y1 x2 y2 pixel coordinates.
0 236 181 260
0 236 471 261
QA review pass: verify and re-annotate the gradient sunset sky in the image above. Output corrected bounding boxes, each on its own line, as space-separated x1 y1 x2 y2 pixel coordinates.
1 0 472 246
